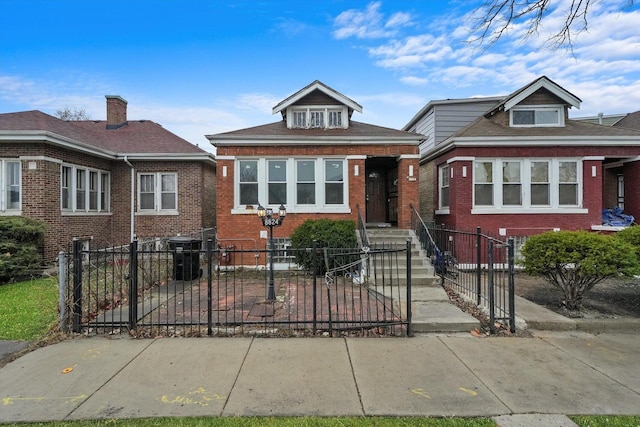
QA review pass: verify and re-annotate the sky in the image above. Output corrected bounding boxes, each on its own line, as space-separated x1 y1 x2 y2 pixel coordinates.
1 0 639 153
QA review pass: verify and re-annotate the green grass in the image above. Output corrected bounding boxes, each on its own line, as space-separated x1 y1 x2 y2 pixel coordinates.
570 415 640 427
0 276 59 340
0 417 495 426
3 416 640 426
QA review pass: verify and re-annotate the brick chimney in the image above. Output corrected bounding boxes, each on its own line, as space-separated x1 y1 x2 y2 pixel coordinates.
106 95 128 129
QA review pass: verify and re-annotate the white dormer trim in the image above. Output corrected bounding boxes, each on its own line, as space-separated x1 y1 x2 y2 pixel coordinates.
272 80 363 115
504 77 581 111
286 105 349 129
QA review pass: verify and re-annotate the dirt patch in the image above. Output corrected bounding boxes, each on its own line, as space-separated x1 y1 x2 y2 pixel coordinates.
514 272 640 319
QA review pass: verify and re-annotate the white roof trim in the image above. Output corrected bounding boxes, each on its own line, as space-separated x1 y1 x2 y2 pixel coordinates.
272 81 363 115
504 77 581 110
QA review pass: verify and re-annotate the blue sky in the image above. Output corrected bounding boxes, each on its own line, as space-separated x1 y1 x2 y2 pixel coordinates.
1 0 639 152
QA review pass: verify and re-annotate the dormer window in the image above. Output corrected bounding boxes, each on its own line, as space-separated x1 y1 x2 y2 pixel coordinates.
511 106 564 127
289 107 346 129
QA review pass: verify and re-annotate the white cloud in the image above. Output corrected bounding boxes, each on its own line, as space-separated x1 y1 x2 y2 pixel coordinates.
332 1 413 40
400 76 429 86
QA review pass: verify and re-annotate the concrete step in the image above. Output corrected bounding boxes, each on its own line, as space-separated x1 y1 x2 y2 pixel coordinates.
373 284 480 333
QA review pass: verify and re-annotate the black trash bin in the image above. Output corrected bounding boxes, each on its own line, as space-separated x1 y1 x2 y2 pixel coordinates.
168 237 202 281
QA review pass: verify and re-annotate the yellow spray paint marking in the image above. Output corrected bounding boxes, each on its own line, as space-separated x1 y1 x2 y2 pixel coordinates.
459 387 478 396
411 388 431 399
160 387 225 407
62 367 74 374
3 395 87 405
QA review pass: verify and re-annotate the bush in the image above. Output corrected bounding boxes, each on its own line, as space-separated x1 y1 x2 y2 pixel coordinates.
614 225 640 261
290 219 357 273
519 230 640 310
0 217 45 284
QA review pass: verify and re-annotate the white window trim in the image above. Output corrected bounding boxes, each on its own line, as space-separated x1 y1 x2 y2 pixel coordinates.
472 158 583 213
232 157 350 214
0 159 22 215
510 105 565 127
61 163 111 215
287 106 348 129
136 172 178 215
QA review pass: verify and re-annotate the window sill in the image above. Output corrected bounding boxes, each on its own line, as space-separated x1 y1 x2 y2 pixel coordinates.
591 225 629 232
136 210 179 216
231 207 351 215
61 211 112 216
471 207 588 214
0 211 22 216
435 208 450 215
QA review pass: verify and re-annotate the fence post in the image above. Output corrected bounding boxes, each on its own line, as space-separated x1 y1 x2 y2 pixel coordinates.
488 240 495 334
476 227 482 306
128 240 139 330
207 238 213 336
406 239 412 337
312 240 318 334
72 239 83 333
508 237 516 333
58 251 67 333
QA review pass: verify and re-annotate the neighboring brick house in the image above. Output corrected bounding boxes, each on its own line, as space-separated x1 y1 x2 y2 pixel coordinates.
403 76 640 240
0 96 216 262
207 80 423 264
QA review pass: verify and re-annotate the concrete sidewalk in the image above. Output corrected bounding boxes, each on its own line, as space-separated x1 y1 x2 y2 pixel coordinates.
1 332 639 424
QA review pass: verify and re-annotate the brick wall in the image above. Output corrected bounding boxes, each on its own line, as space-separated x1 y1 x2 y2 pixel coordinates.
3 143 215 262
428 146 639 238
215 143 419 263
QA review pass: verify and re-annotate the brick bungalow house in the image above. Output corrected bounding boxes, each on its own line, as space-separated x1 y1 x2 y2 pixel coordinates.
206 80 423 264
403 76 640 241
0 96 216 262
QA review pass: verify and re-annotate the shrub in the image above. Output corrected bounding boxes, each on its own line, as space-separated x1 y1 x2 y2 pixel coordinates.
0 217 46 284
614 225 640 261
290 219 357 273
519 230 640 310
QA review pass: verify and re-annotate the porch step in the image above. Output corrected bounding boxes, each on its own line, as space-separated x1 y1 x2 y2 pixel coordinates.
373 284 480 333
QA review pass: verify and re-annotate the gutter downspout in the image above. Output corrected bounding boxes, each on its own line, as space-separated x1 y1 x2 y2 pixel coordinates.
124 156 135 242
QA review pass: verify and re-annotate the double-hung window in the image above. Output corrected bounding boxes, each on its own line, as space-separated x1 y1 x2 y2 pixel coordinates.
138 173 177 212
324 160 344 205
61 164 110 213
296 160 316 205
290 107 345 129
268 160 287 205
235 157 347 212
1 160 21 213
473 159 580 210
438 164 449 209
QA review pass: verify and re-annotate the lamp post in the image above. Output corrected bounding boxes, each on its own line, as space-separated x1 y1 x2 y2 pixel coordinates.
257 203 286 301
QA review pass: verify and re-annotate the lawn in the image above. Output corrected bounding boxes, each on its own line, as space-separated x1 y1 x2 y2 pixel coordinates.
1 416 639 426
0 276 59 340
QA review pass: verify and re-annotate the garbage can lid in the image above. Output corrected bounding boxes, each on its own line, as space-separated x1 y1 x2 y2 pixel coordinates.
168 236 201 243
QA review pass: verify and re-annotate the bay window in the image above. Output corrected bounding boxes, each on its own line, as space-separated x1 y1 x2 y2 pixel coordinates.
61 164 110 213
236 157 347 211
473 159 581 209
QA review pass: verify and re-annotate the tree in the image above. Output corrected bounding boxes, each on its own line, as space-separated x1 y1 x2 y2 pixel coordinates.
470 0 635 50
55 106 91 121
519 230 639 310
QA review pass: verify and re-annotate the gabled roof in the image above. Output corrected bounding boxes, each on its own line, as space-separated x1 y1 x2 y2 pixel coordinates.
207 120 422 146
272 80 363 115
488 76 581 115
614 110 640 130
0 110 213 162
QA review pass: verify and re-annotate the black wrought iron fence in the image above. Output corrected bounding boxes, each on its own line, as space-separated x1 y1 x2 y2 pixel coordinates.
62 239 412 337
410 205 515 333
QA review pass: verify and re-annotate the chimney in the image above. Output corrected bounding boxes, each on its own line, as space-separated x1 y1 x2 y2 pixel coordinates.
106 95 128 129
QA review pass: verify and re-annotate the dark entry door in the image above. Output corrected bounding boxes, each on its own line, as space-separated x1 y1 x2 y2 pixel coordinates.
366 170 386 223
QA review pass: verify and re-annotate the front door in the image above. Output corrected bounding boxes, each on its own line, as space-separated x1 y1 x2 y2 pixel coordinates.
366 169 386 223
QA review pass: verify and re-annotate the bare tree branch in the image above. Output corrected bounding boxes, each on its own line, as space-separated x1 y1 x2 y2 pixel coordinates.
469 0 634 51
55 106 91 121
